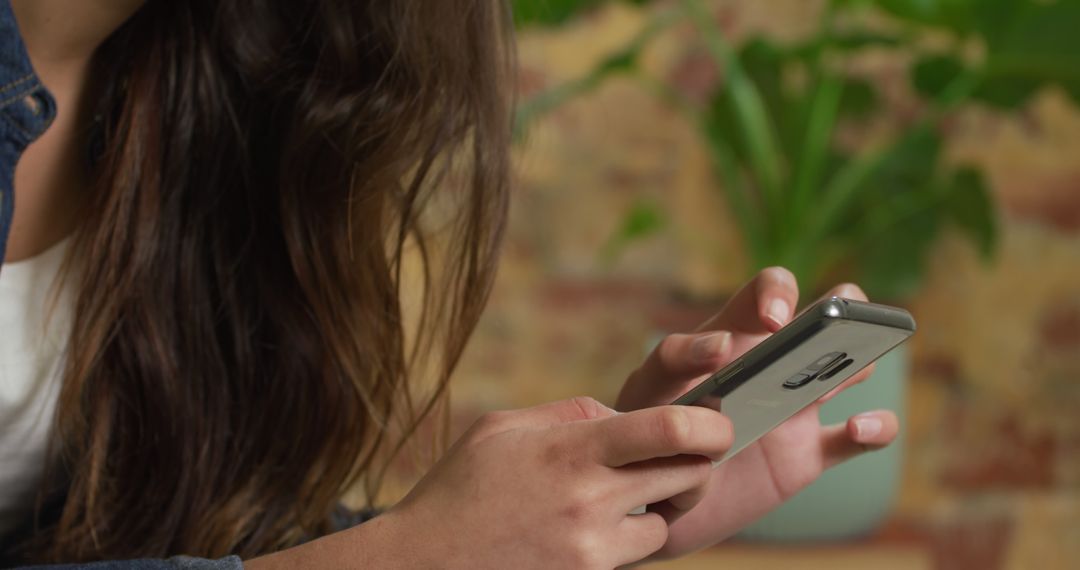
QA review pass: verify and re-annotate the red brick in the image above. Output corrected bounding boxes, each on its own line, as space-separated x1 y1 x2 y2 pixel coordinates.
516 64 549 100
539 279 660 312
871 516 937 548
931 510 1014 570
667 50 720 106
913 352 963 384
871 512 1014 570
941 409 1057 490
645 291 730 333
1001 171 1080 233
1038 300 1080 350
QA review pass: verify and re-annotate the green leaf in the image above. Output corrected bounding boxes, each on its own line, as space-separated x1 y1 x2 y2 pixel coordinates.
912 54 967 101
830 131 998 299
837 77 879 119
874 0 977 34
787 30 904 60
789 73 845 235
855 206 941 299
972 0 1025 47
973 0 1080 107
862 126 942 199
684 0 787 229
595 45 640 75
945 167 998 261
973 75 1042 109
600 198 667 262
621 199 666 239
846 161 997 297
706 37 801 168
514 6 677 136
791 125 940 287
512 0 602 27
512 0 656 28
828 30 904 51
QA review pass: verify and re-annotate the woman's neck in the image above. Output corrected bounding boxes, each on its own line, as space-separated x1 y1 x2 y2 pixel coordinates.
5 0 145 262
12 0 145 79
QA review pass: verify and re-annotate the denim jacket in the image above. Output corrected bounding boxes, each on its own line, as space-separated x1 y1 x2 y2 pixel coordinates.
0 2 372 568
0 0 53 269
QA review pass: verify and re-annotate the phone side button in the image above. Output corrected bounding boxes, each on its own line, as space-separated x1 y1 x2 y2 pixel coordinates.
712 362 744 388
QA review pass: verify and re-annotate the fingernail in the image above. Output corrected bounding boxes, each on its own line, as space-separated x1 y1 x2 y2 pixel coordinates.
691 331 732 362
766 298 790 327
854 415 883 439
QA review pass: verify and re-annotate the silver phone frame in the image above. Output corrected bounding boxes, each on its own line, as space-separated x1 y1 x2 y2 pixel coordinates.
672 297 916 466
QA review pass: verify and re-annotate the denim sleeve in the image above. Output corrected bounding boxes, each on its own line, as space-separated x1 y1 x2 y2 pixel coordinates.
0 0 57 268
13 555 244 570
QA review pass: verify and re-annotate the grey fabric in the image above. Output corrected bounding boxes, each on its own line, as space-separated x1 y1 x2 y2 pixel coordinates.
16 555 244 570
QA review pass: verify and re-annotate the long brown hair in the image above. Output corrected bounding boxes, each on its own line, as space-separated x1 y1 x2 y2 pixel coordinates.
27 0 512 562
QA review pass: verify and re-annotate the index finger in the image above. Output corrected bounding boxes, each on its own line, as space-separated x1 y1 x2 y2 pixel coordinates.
588 405 734 467
696 267 799 335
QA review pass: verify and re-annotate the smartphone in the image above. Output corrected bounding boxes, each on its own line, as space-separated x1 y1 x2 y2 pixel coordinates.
674 296 916 466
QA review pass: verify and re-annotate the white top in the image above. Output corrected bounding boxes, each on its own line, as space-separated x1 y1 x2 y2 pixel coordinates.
0 239 71 536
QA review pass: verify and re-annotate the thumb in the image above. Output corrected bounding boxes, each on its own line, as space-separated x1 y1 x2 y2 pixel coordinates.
820 410 899 469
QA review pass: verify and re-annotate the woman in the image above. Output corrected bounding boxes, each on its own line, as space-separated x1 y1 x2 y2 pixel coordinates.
0 0 899 567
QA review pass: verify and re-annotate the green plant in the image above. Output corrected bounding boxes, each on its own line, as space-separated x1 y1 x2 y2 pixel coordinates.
515 0 1080 299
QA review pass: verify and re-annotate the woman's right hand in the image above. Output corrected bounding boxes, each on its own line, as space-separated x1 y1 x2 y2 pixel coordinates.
248 397 732 569
379 397 733 568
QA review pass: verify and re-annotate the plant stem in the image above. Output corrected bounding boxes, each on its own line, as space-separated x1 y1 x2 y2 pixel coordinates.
680 0 786 224
787 0 842 235
514 75 602 140
513 8 681 139
853 194 947 248
637 73 767 263
797 64 983 258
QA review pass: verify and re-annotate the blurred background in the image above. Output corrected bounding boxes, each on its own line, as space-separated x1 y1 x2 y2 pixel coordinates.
401 1 1080 568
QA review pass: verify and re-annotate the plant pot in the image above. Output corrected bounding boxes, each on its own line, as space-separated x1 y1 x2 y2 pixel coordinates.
737 343 909 541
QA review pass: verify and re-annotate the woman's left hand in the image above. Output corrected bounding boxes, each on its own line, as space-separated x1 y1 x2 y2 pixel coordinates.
615 267 899 559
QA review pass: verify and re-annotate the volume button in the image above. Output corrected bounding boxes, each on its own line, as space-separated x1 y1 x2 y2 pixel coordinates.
712 361 744 388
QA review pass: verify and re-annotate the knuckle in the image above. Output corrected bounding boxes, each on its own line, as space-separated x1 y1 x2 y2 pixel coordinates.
715 413 735 451
567 482 604 514
469 411 507 440
655 333 685 357
633 333 691 384
557 480 608 527
656 406 693 449
568 396 605 421
567 531 604 568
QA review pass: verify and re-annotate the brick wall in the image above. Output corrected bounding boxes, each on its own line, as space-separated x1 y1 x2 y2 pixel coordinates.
391 2 1080 568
